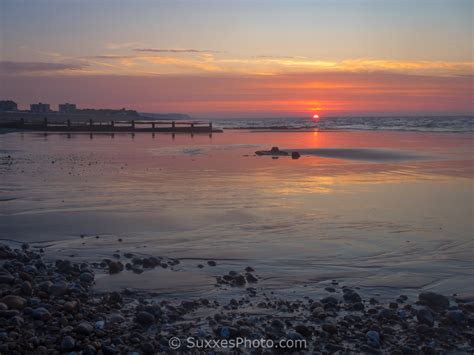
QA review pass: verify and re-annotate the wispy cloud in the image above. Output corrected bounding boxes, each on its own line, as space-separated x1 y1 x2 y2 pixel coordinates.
0 61 88 74
87 55 133 60
134 48 220 54
105 42 143 50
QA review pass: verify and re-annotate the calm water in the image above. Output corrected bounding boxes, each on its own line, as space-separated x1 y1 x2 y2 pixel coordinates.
0 129 473 299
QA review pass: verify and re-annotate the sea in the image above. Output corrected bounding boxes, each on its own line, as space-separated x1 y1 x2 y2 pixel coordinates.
1 115 473 301
211 115 474 132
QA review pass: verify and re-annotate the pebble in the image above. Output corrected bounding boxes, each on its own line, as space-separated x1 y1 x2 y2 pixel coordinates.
136 311 155 326
0 272 15 284
343 290 362 303
446 310 465 325
294 324 312 337
32 307 51 321
419 292 450 310
108 261 124 274
61 335 76 351
322 323 337 334
1 295 26 309
21 280 33 295
366 330 380 348
417 308 434 327
76 321 94 335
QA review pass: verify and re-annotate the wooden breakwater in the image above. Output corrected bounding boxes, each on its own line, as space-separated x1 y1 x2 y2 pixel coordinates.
0 118 222 133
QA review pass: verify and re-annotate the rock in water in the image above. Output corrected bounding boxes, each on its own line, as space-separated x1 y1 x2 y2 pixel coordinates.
255 147 289 156
233 274 246 286
291 152 301 159
108 261 124 274
419 292 449 310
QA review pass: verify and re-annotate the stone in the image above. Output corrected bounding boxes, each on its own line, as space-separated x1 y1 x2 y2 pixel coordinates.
108 261 124 274
322 323 337 334
49 281 68 297
1 295 26 309
271 319 284 329
255 147 289 156
109 313 125 323
446 310 465 325
377 308 394 320
82 345 97 355
61 335 76 351
417 308 434 327
418 292 449 310
64 301 79 313
294 324 312 337
321 296 338 305
21 281 33 296
79 272 94 283
343 290 362 303
76 321 94 335
141 342 155 355
291 152 301 159
233 275 246 286
366 330 380 348
246 273 258 283
207 260 217 266
32 307 51 321
0 273 15 284
136 311 155 326
95 320 105 329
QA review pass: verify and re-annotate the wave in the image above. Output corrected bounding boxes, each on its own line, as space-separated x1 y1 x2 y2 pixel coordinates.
211 116 474 133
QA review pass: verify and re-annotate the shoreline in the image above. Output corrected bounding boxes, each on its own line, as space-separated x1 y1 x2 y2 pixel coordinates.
1 243 473 354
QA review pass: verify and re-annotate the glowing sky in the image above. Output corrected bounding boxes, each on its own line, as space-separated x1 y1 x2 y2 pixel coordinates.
0 0 472 117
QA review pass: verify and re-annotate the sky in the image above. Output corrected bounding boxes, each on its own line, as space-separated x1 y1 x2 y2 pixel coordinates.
0 0 472 118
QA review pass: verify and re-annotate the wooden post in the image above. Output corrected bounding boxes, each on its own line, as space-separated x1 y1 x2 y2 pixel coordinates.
209 122 213 130
172 121 175 129
67 119 71 128
191 123 194 130
152 122 155 130
89 119 93 127
131 120 135 130
111 120 115 129
44 117 48 127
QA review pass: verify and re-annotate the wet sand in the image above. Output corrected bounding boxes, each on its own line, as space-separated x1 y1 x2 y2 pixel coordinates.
0 129 473 351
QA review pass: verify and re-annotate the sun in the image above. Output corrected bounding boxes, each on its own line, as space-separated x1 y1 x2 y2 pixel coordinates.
312 114 320 121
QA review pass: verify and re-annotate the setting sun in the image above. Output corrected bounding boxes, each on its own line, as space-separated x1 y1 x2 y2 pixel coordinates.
312 114 320 120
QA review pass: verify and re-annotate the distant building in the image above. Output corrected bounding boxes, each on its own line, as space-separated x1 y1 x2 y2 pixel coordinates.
0 100 18 112
58 103 77 113
30 103 51 113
